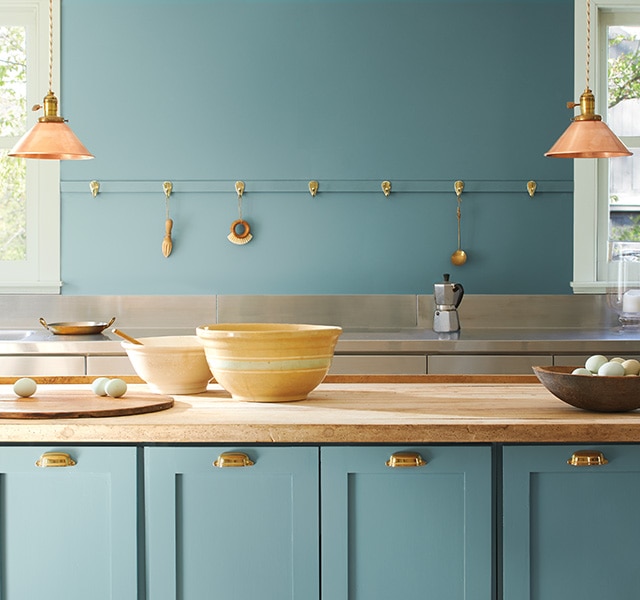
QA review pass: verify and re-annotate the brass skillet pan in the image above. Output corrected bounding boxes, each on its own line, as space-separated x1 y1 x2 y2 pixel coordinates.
39 316 116 335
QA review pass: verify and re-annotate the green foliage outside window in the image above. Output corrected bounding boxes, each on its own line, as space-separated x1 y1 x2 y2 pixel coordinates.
0 25 26 261
611 214 640 242
609 32 640 110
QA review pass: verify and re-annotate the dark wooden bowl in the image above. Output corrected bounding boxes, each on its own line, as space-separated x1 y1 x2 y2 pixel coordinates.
533 365 640 412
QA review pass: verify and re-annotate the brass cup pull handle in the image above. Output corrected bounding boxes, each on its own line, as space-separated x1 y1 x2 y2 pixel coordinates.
35 452 77 468
386 451 427 468
567 450 609 467
213 452 255 468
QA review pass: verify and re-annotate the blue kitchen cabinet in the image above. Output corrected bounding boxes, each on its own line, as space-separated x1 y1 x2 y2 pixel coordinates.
321 445 493 600
144 446 319 600
0 445 138 600
503 444 640 600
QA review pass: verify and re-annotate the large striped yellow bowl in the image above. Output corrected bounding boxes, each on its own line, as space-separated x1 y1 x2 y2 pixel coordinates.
196 323 342 402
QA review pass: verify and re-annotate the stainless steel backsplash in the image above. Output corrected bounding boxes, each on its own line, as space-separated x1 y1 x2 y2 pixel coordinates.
0 294 617 330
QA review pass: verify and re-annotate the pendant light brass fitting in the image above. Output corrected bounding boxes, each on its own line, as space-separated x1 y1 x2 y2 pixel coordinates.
35 91 65 123
570 88 600 122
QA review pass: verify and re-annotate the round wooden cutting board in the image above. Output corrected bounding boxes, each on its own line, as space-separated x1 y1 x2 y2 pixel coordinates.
0 389 173 419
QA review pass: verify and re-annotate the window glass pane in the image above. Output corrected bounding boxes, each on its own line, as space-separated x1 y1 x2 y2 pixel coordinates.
610 150 640 243
0 150 25 261
0 25 26 137
608 24 640 243
0 24 26 262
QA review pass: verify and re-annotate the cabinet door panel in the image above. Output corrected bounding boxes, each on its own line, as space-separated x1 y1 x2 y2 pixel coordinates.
321 445 492 600
503 444 640 600
145 446 319 600
0 446 138 600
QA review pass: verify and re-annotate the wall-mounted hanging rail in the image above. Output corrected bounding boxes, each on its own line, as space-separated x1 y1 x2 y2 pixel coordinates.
65 179 571 196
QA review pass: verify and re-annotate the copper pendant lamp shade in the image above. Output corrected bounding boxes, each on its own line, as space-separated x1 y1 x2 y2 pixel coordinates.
545 0 631 159
9 92 93 160
8 0 93 161
545 89 632 158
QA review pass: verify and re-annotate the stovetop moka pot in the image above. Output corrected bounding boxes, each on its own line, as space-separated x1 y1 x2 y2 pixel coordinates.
433 273 464 333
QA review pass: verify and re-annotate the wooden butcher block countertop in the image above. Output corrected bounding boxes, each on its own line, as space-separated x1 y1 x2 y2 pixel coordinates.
1 375 640 444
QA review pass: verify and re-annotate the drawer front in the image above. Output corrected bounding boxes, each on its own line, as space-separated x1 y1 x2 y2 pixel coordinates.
0 355 85 376
331 355 426 374
86 355 137 376
428 354 552 374
554 354 640 366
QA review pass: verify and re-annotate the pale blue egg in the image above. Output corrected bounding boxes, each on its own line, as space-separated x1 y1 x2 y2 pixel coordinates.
597 361 626 377
91 377 110 396
105 378 127 398
13 377 37 398
585 354 608 373
571 368 592 376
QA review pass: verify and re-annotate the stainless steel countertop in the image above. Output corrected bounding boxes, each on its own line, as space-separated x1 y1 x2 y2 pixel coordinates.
1 327 640 355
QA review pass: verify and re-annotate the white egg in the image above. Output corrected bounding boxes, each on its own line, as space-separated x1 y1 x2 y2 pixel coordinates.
598 361 626 377
105 378 127 398
13 377 37 398
622 359 640 376
91 377 110 396
610 357 625 364
585 354 608 373
572 368 593 376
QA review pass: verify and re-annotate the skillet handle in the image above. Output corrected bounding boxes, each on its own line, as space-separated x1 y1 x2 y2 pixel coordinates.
39 317 50 331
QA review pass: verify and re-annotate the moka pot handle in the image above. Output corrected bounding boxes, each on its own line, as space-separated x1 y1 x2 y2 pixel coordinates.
453 283 464 308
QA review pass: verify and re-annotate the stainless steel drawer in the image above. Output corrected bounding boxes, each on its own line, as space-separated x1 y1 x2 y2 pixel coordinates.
86 356 137 376
554 354 640 367
428 355 552 375
330 355 427 375
0 355 85 376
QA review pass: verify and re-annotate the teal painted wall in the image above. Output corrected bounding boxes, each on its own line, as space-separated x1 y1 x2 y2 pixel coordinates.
59 0 573 295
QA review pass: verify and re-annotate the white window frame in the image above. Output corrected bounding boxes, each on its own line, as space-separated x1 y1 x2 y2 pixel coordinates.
572 0 640 293
0 0 60 294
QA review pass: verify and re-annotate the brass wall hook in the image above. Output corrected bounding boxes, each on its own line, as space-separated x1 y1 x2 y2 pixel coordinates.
235 181 245 199
163 181 173 198
308 180 319 197
381 181 391 197
451 180 467 266
527 180 537 197
89 180 100 198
